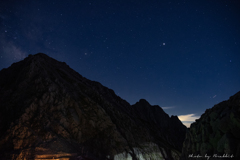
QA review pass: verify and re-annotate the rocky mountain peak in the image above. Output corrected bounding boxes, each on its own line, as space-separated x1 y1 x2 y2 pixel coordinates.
0 53 187 160
138 98 151 105
181 91 240 160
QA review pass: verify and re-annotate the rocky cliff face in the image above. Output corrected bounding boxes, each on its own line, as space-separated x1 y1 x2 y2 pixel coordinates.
181 91 240 160
131 99 187 153
0 53 186 160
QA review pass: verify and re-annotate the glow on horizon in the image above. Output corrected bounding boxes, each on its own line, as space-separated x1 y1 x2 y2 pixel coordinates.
178 114 200 128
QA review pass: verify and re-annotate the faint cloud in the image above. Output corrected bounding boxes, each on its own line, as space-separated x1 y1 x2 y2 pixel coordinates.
162 106 175 110
213 95 217 98
178 114 200 128
178 114 200 121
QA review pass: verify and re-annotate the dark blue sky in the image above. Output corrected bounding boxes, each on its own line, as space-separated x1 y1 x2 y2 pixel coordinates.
1 0 240 126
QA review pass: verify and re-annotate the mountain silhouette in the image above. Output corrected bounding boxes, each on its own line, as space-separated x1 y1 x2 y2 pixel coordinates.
181 91 240 160
0 53 187 160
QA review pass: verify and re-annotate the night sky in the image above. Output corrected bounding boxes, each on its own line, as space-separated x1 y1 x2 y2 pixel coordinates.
1 0 240 127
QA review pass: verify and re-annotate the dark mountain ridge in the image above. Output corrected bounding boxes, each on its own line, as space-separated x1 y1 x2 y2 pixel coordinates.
181 91 240 160
0 53 187 160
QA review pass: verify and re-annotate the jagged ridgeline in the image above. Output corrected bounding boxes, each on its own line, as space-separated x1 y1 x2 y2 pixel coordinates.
0 53 187 160
181 91 240 160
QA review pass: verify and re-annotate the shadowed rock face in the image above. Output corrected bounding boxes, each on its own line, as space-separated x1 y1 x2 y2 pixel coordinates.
0 53 186 160
131 99 187 153
181 91 240 160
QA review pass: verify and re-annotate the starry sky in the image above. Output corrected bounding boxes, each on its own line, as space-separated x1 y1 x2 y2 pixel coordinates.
1 0 240 127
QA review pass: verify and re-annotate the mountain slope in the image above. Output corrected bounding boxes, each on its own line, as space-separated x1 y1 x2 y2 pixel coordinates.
0 53 186 160
181 91 240 160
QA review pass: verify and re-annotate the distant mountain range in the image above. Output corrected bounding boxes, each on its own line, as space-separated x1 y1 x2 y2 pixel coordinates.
0 53 239 160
